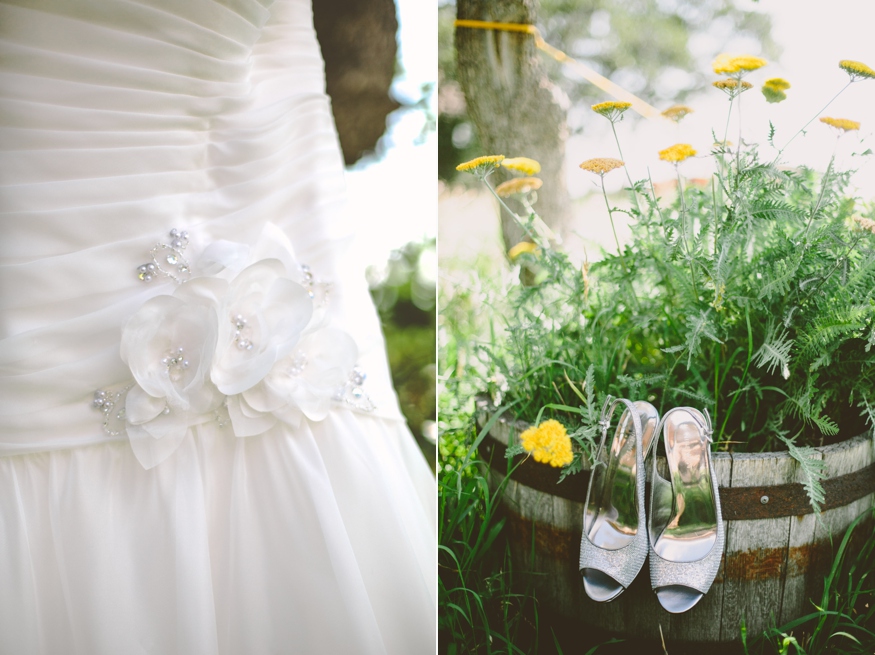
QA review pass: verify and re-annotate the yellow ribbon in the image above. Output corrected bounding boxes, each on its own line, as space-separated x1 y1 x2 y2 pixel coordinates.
454 19 660 120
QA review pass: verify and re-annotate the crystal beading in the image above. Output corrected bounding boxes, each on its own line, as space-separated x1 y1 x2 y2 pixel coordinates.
300 264 332 306
137 228 191 284
92 384 134 436
288 351 308 376
231 314 254 350
333 366 375 411
161 346 190 380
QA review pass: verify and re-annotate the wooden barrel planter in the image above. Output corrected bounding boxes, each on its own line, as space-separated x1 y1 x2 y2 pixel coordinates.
476 400 875 644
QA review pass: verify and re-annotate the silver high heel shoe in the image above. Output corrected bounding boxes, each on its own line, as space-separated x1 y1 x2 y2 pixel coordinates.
579 396 659 602
648 407 724 613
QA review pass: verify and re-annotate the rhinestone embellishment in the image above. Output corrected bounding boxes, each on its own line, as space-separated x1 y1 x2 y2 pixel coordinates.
137 228 191 284
333 366 375 411
288 351 307 376
232 314 254 350
301 264 332 306
92 385 134 436
161 346 190 378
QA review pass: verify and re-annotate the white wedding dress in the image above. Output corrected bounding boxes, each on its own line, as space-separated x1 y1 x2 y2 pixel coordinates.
0 1 436 653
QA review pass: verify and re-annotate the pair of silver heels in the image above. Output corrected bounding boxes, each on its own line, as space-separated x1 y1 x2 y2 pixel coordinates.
578 396 724 614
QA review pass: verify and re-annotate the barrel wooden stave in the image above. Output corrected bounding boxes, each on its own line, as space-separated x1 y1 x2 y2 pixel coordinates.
720 452 795 640
780 451 822 626
806 435 875 612
478 406 875 643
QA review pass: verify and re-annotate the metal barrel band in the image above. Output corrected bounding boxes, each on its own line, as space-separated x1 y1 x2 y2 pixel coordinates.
478 411 875 521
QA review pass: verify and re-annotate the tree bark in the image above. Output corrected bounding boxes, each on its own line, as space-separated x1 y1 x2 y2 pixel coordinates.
455 0 570 250
313 0 400 166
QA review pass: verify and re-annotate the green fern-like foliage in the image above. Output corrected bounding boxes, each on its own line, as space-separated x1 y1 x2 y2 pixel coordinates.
482 118 875 454
778 435 828 513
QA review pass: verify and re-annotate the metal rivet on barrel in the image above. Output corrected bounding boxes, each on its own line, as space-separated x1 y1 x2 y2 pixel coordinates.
760 495 769 504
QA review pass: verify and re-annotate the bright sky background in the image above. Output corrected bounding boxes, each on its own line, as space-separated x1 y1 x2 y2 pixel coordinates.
569 0 875 201
344 0 437 269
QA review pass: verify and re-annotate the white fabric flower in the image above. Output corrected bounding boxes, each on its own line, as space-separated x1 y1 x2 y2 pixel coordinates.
229 327 359 435
110 224 373 467
119 277 226 467
211 259 313 396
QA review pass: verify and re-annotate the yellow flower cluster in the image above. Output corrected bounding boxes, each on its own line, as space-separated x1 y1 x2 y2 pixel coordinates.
712 53 767 75
496 176 543 197
661 105 694 123
713 78 753 97
579 157 624 175
519 419 573 467
762 77 790 104
852 216 875 235
456 155 505 177
508 241 539 260
764 78 791 90
839 59 875 82
820 116 860 132
591 101 632 122
658 143 696 163
502 157 541 175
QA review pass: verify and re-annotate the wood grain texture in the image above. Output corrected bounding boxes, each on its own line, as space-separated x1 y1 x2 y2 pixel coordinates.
779 448 823 625
720 451 794 640
807 435 875 607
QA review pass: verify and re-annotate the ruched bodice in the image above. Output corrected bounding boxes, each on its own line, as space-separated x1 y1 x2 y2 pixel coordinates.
0 0 405 458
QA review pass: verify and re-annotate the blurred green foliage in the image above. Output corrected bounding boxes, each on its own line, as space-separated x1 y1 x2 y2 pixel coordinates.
369 239 437 469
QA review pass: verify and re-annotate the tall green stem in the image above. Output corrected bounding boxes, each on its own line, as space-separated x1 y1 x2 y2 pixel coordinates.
676 166 699 299
801 156 834 243
483 179 544 248
610 121 641 214
600 175 627 273
772 81 851 164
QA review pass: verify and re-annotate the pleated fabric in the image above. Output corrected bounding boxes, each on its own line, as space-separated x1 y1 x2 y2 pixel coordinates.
0 0 436 652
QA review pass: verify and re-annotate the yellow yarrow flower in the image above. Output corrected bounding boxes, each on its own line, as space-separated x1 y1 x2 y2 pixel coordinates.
820 116 860 132
519 419 573 467
764 78 791 90
495 176 543 197
713 78 753 98
712 53 767 76
712 54 741 75
732 55 767 72
762 78 790 104
501 157 541 176
456 155 505 178
508 241 539 260
852 216 875 235
591 101 632 122
579 157 624 176
658 143 696 163
662 105 694 123
839 59 875 82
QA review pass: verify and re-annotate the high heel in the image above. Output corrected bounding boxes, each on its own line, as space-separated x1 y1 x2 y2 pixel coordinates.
579 396 659 602
648 407 724 613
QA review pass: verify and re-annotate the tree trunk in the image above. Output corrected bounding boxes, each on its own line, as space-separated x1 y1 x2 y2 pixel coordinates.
313 0 400 166
455 0 570 250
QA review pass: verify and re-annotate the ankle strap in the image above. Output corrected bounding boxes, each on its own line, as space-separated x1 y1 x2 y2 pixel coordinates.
651 406 714 451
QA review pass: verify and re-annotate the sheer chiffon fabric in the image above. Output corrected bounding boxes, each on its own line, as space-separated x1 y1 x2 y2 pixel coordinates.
0 0 436 652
